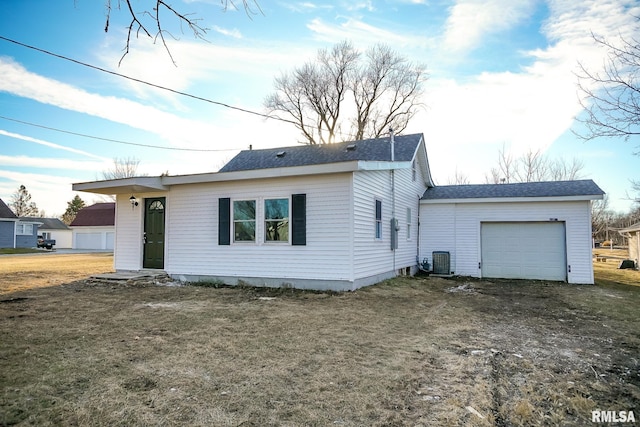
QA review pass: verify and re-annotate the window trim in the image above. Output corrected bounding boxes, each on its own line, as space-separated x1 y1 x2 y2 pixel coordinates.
232 199 257 243
406 207 412 240
375 198 383 240
16 223 34 236
264 197 290 243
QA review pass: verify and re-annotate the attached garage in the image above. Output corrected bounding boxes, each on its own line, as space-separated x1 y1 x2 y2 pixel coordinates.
419 180 604 284
481 222 566 281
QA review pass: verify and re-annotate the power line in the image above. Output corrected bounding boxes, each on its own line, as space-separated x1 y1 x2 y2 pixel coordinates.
0 115 238 152
0 35 298 126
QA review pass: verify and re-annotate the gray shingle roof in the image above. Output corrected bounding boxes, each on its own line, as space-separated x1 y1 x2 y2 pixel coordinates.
421 180 605 200
219 134 423 173
0 198 17 219
20 218 70 230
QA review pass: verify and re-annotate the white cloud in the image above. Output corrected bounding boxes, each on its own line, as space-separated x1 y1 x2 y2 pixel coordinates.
443 0 537 53
0 155 109 171
306 17 417 47
0 129 106 160
418 0 640 185
213 25 243 38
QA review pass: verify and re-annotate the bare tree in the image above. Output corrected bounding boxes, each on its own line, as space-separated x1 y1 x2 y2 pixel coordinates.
485 144 516 183
485 145 584 184
547 157 585 181
104 0 262 65
447 168 470 185
351 44 426 140
575 29 640 153
265 41 427 144
10 185 39 217
101 157 144 180
515 149 548 183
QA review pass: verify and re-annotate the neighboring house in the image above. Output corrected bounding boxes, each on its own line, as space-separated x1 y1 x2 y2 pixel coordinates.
69 203 115 250
73 133 604 290
619 223 640 270
16 217 42 248
0 198 19 249
30 218 73 249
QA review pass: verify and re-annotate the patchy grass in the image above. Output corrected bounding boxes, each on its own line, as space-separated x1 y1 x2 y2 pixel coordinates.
593 248 640 288
0 263 638 426
0 248 43 255
0 253 113 294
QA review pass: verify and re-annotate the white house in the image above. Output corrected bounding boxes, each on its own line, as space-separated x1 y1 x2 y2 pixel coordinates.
31 218 73 249
619 223 640 270
73 133 604 290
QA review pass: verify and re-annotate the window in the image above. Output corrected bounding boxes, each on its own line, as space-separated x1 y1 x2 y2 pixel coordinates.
233 200 256 242
406 208 412 239
265 198 289 242
149 200 164 210
16 223 33 235
375 199 382 239
412 159 417 181
42 232 51 240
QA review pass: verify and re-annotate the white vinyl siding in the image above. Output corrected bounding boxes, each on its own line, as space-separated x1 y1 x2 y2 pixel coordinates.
420 200 594 284
164 174 353 282
114 194 144 270
352 167 426 281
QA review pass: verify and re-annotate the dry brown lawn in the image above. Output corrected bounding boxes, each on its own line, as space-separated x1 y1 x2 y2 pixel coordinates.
0 253 639 426
0 253 114 295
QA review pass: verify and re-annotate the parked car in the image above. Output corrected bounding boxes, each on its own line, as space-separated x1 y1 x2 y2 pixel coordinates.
37 235 56 250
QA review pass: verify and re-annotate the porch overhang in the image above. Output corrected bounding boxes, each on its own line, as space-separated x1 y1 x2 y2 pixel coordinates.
72 177 168 195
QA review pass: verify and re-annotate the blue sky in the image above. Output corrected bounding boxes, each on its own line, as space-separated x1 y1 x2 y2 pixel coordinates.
0 0 638 215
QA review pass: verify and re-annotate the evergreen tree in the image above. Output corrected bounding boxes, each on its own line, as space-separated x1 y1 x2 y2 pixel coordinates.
61 195 86 225
10 185 39 217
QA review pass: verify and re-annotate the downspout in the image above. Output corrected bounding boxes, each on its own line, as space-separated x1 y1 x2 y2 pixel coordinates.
390 128 396 274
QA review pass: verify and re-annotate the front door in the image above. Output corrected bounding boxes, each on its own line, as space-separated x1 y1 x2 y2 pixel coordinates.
143 197 165 269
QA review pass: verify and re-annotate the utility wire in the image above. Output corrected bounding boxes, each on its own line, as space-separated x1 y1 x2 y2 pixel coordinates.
0 35 298 126
0 115 238 152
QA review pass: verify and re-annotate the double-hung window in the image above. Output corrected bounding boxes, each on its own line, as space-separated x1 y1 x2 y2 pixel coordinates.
406 208 412 239
375 199 382 240
233 200 256 242
16 223 33 235
265 198 289 242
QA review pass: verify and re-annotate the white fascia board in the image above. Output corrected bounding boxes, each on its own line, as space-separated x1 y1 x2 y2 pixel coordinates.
18 220 44 226
72 177 168 195
420 194 604 204
356 161 412 170
163 162 362 185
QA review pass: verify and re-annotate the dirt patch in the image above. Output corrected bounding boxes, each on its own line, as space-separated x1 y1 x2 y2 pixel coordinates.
0 274 638 426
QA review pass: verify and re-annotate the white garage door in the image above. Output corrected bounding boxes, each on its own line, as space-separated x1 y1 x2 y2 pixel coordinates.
75 233 102 249
481 222 566 281
106 232 115 250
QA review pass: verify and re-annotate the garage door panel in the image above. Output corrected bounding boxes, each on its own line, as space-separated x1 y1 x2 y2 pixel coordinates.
481 222 566 281
76 233 101 249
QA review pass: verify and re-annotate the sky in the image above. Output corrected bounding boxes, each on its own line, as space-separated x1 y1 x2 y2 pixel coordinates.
0 0 638 216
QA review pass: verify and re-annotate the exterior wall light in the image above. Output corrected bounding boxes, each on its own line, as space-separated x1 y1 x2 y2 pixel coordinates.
130 195 139 208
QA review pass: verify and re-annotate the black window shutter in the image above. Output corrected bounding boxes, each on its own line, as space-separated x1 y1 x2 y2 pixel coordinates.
291 194 306 246
218 198 230 245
